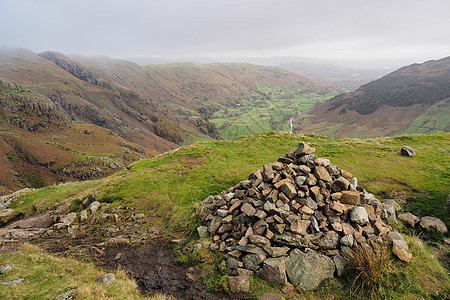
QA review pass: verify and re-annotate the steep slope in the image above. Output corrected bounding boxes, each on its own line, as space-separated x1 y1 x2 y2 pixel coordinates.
0 78 148 193
0 48 178 152
293 56 450 138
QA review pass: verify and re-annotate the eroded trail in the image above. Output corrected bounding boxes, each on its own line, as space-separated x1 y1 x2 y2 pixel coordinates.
98 241 230 300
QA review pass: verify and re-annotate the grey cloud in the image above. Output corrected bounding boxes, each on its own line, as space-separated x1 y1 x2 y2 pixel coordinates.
0 0 449 61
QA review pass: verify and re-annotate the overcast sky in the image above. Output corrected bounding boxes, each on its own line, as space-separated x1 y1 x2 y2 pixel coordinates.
1 0 449 64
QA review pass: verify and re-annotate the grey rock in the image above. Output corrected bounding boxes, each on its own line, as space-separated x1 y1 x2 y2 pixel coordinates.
227 258 243 269
420 216 448 233
314 231 339 250
258 257 287 286
387 231 405 241
333 255 347 277
382 203 397 224
285 249 335 291
89 201 100 213
242 253 266 270
350 206 369 225
53 289 77 300
311 216 320 232
96 273 115 286
401 146 416 156
1 278 24 285
197 226 209 238
340 234 354 247
0 264 12 274
398 212 420 227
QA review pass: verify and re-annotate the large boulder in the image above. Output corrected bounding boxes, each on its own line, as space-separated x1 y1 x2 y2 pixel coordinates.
420 216 448 234
284 249 335 291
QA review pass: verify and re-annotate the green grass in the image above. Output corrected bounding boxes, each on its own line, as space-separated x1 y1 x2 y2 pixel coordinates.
7 132 449 233
314 236 449 299
210 91 337 139
2 132 450 298
0 243 151 299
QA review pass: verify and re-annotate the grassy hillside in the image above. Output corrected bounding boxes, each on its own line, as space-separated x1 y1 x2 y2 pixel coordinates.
0 78 149 193
295 57 450 138
1 132 449 299
1 48 335 152
5 132 449 232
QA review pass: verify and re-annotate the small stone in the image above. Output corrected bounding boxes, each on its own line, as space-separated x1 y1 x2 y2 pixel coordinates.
398 212 420 227
54 289 77 300
334 177 350 190
197 226 209 238
96 273 115 286
263 164 274 181
392 241 412 263
241 203 256 216
258 257 287 286
254 210 268 219
235 268 254 276
79 210 88 223
227 258 243 269
280 182 297 199
340 191 360 205
420 216 448 234
340 234 354 247
299 205 314 215
387 231 405 241
295 142 315 156
89 201 100 213
314 166 332 182
228 276 250 293
350 206 369 225
333 254 347 277
253 220 269 236
1 278 24 285
290 219 311 235
0 264 12 274
401 146 416 156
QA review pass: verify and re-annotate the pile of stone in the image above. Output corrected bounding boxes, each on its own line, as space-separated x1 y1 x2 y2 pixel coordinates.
199 142 412 292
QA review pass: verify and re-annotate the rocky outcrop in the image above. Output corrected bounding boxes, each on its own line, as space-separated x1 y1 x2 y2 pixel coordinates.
199 142 411 292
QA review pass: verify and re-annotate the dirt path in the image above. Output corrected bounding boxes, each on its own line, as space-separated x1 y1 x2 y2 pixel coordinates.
98 241 231 300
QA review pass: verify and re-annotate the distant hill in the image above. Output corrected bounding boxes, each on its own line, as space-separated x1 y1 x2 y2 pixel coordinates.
277 61 391 91
0 78 147 193
293 56 450 138
0 48 327 152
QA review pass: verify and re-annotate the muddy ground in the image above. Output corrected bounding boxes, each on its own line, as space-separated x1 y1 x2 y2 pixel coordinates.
98 240 232 300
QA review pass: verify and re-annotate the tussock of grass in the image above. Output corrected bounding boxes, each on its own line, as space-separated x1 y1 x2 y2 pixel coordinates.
342 243 390 299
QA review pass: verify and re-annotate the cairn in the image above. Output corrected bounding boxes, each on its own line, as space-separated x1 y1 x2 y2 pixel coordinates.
198 142 411 292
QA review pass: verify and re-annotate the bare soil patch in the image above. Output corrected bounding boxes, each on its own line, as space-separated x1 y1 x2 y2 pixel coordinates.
98 240 231 300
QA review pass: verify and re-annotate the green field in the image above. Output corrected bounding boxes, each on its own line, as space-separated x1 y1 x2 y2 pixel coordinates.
209 85 337 139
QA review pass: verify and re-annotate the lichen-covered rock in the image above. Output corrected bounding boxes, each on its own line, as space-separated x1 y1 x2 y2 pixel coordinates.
420 216 448 233
398 212 420 227
258 257 287 286
285 249 335 291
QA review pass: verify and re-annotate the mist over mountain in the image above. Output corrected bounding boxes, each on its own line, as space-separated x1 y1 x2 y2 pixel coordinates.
293 56 450 138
